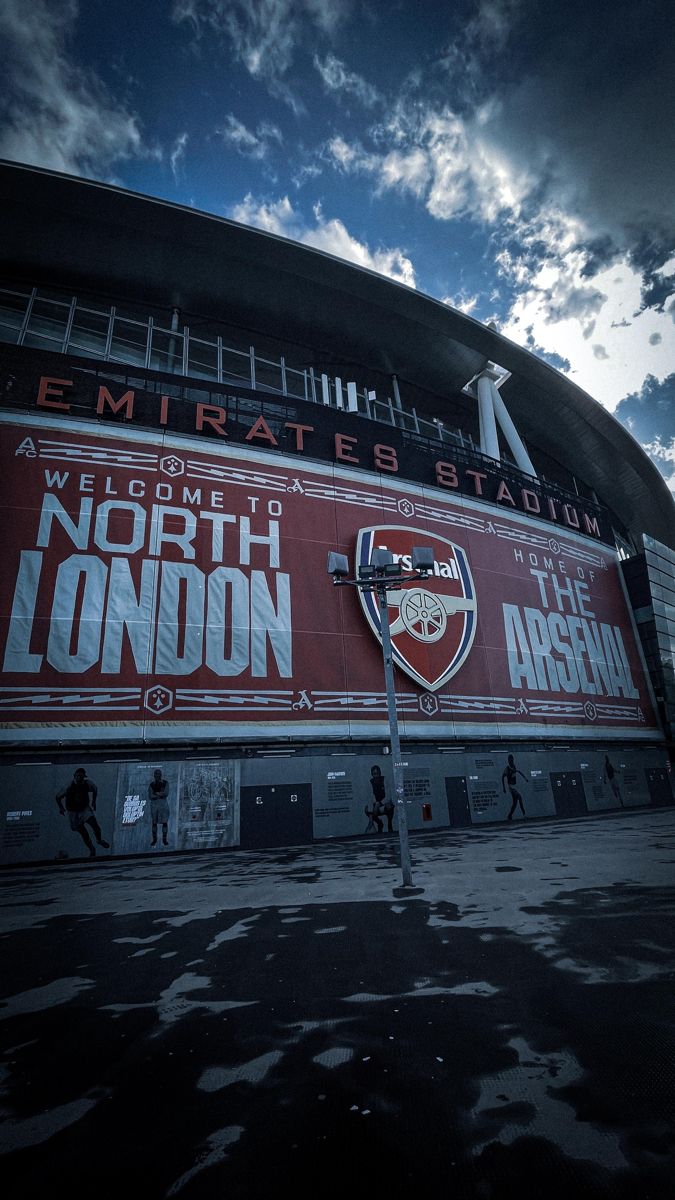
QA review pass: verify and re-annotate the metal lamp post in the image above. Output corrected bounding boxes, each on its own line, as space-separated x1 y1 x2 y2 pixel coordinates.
327 544 435 887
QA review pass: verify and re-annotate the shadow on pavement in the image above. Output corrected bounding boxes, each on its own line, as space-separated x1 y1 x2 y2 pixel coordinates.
2 871 675 1198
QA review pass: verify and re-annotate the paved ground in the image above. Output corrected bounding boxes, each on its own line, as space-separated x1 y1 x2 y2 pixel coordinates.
1 809 675 1199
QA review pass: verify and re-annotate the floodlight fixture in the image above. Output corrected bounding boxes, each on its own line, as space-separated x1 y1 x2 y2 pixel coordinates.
327 551 349 579
370 547 394 570
411 546 435 575
383 561 401 576
359 565 375 580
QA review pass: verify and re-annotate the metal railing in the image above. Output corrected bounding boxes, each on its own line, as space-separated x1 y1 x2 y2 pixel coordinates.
0 283 474 451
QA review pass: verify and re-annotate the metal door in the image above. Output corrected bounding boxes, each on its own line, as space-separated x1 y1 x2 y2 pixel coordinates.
445 776 472 827
239 783 313 849
550 771 587 818
645 767 674 807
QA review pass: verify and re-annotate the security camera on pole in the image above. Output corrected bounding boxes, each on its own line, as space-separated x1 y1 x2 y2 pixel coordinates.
327 544 435 887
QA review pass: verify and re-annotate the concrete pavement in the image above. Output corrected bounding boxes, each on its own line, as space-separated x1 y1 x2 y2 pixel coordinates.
1 808 675 1198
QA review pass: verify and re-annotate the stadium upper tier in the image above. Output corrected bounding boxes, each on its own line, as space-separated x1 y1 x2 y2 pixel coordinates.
1 159 673 550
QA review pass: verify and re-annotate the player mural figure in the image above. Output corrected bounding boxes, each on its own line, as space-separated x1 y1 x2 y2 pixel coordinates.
364 765 387 833
502 754 528 821
55 768 110 857
148 769 170 846
604 755 623 806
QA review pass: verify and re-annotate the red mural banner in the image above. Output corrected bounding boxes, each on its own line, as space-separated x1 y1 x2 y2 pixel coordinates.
0 418 660 742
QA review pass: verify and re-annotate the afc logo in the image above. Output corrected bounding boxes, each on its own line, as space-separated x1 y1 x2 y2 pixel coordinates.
355 526 477 692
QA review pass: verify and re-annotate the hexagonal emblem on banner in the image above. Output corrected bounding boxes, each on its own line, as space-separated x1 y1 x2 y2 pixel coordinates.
160 454 184 478
144 685 173 714
355 525 477 692
397 497 415 518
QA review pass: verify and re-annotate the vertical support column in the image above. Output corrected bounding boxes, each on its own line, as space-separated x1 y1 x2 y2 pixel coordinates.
490 381 537 476
62 296 77 354
18 287 37 346
477 372 500 461
104 305 116 361
391 374 403 410
168 307 180 374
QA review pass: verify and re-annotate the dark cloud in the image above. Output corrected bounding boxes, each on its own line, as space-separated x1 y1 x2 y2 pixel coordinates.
0 0 146 177
615 375 675 486
649 333 662 346
616 374 675 442
592 344 609 361
545 284 606 324
579 234 619 278
454 0 675 277
640 271 675 311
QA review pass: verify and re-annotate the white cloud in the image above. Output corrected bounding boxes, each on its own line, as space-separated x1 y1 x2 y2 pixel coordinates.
170 132 189 180
474 0 523 47
0 0 149 177
327 107 532 221
327 135 429 199
228 193 416 287
291 161 323 187
327 136 369 170
217 115 282 160
442 293 480 316
172 0 351 112
379 147 430 198
423 107 533 224
313 53 380 107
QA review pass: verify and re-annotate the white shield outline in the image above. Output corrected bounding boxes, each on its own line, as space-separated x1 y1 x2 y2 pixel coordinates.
355 525 477 691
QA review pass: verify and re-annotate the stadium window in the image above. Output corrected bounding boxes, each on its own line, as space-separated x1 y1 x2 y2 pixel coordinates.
109 316 149 367
0 287 31 344
66 304 111 359
22 296 71 351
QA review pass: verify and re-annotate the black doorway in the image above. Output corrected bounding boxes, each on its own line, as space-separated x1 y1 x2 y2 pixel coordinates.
445 776 472 827
550 771 588 818
645 767 674 807
239 783 314 849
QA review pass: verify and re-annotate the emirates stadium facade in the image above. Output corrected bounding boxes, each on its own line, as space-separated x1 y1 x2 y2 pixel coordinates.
1 160 673 864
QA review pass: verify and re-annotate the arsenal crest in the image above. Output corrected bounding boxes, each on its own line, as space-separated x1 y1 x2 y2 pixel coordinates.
356 526 477 692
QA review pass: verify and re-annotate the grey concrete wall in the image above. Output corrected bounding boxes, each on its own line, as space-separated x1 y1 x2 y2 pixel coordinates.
1 744 671 865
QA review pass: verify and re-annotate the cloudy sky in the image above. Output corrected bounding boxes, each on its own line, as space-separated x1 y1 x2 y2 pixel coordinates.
1 0 674 490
